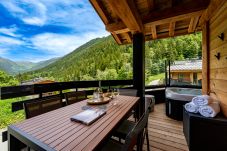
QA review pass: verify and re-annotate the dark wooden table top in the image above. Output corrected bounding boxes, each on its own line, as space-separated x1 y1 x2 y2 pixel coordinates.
9 95 139 151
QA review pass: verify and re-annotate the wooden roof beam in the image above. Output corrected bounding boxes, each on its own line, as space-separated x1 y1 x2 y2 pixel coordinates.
106 22 130 34
90 0 123 44
89 0 109 25
151 25 157 39
143 0 210 24
147 0 155 12
110 10 203 34
169 22 175 37
124 33 132 43
112 33 122 44
146 10 203 26
107 0 144 33
199 0 226 26
146 28 190 41
188 16 200 33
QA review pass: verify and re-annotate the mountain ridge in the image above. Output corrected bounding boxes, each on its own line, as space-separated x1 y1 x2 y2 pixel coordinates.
0 57 60 75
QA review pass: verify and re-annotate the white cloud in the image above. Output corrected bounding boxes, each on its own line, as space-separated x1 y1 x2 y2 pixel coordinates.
0 1 26 13
0 35 24 56
22 17 46 26
31 31 109 56
0 0 105 29
0 26 19 37
0 35 23 45
21 0 47 26
0 0 47 26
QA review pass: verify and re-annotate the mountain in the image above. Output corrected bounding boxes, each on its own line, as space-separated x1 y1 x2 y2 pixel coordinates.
0 57 59 75
27 58 59 71
16 61 36 69
21 36 133 81
0 57 27 75
21 33 202 82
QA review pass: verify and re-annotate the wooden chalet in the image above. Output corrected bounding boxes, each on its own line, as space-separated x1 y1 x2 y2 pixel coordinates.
170 60 202 85
1 0 227 151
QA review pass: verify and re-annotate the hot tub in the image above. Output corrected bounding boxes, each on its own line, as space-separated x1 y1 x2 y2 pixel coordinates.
165 87 202 121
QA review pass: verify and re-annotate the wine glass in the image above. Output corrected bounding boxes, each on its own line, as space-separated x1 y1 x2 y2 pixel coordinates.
107 88 113 99
93 87 102 99
113 88 120 98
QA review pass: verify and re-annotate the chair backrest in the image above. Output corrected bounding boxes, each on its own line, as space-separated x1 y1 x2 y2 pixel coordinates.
122 99 151 151
119 89 137 96
24 95 62 119
65 91 87 105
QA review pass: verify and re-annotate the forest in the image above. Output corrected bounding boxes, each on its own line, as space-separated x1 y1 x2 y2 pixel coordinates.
17 32 202 85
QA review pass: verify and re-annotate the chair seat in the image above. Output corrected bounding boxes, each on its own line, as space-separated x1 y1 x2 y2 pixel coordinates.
114 120 135 139
101 139 123 151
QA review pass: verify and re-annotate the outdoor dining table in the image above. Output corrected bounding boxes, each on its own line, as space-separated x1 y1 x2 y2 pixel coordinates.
8 95 139 151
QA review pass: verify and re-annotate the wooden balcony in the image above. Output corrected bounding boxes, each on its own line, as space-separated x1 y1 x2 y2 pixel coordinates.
144 103 188 151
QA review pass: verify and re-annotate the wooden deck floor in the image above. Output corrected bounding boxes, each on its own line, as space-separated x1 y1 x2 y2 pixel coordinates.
144 103 189 151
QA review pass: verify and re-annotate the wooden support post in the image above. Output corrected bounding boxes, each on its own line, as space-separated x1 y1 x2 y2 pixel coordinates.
133 32 145 151
202 21 210 94
133 33 145 118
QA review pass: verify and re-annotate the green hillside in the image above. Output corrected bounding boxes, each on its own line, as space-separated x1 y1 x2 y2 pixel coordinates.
26 57 60 71
0 57 28 75
0 57 59 75
20 33 202 83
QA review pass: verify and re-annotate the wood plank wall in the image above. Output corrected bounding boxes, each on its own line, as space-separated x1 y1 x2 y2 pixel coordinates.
207 1 227 117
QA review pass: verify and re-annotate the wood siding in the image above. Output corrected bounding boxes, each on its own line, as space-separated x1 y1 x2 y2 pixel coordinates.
206 1 227 116
171 72 202 84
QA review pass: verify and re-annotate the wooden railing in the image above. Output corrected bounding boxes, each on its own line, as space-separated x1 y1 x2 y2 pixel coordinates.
0 80 133 112
0 80 133 99
0 79 201 112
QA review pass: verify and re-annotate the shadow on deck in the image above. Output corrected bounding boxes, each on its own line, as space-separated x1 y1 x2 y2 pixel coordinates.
144 103 188 151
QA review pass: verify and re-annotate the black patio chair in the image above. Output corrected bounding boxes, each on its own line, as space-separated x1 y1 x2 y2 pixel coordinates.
24 95 63 119
101 106 150 151
119 89 137 96
119 89 138 122
65 91 87 105
111 98 151 151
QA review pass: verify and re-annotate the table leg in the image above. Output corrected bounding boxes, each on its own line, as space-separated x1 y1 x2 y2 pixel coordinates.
8 133 25 151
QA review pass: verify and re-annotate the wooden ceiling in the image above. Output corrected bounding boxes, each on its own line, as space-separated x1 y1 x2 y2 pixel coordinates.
90 0 210 44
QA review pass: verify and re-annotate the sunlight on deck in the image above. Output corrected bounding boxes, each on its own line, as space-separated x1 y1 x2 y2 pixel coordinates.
144 103 189 151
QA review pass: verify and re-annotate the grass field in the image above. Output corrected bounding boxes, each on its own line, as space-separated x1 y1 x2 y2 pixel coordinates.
0 98 25 129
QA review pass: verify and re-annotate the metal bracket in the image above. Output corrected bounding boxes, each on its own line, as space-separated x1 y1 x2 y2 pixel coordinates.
218 33 224 41
215 52 220 60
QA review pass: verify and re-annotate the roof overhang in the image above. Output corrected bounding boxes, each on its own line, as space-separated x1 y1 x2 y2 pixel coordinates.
90 0 210 44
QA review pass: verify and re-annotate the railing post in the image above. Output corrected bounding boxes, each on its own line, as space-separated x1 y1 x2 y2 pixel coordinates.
39 93 42 98
168 60 171 86
165 60 168 87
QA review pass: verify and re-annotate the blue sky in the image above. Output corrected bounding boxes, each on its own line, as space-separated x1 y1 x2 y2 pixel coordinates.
0 0 109 62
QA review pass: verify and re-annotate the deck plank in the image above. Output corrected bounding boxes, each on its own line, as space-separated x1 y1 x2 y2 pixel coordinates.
144 103 189 151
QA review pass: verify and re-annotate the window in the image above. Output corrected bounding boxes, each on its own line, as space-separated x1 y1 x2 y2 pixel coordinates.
178 73 184 82
193 73 197 84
